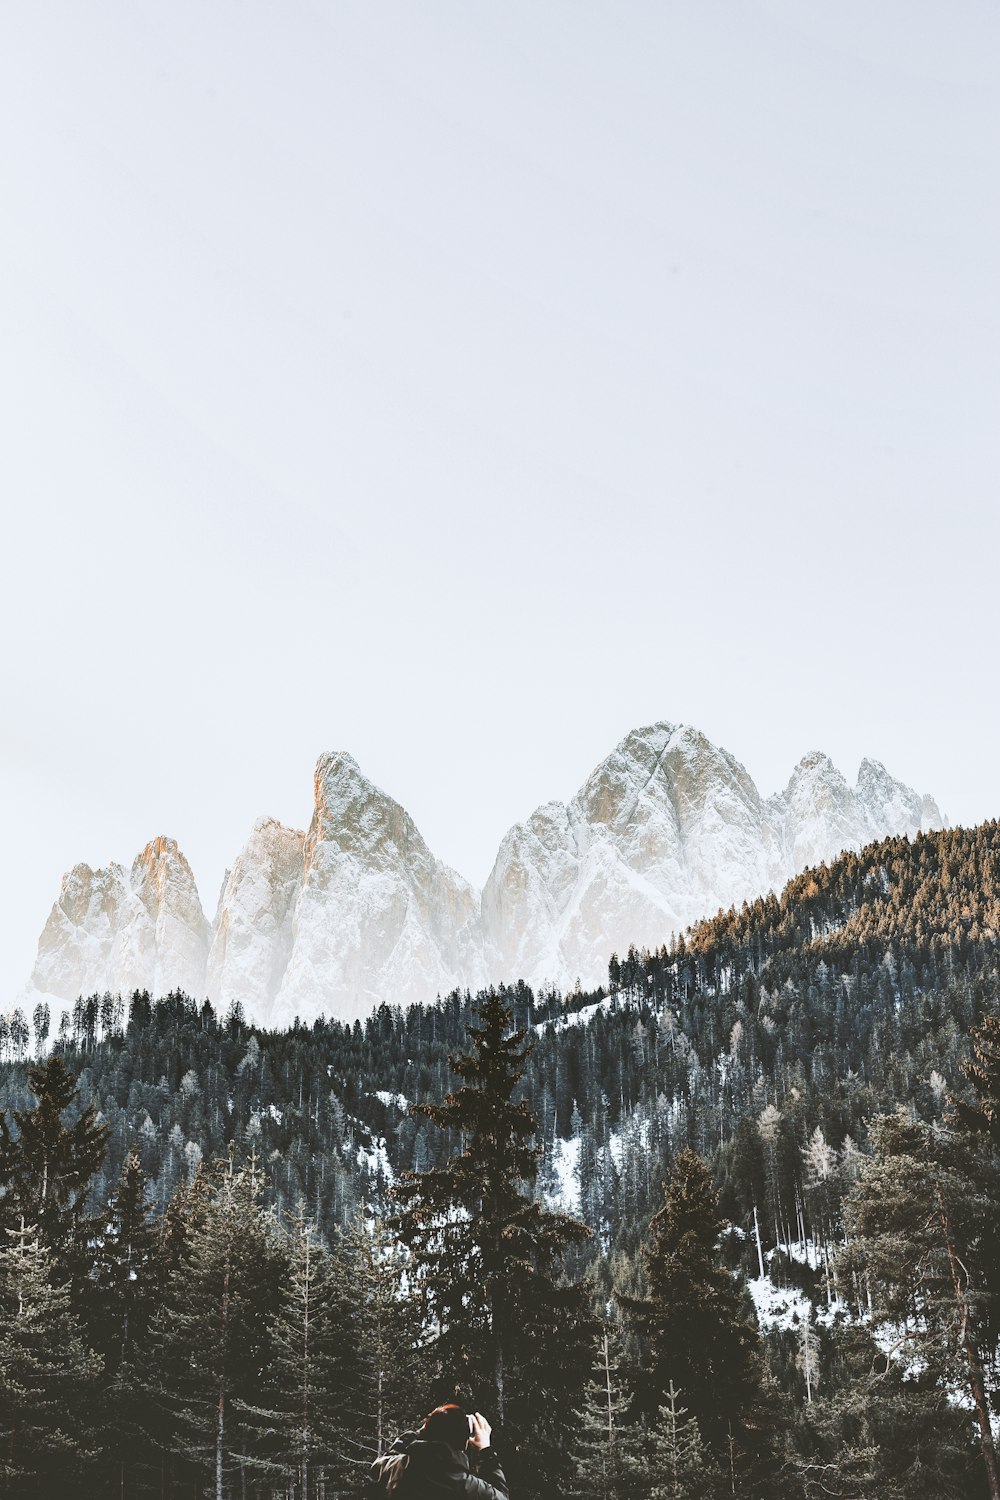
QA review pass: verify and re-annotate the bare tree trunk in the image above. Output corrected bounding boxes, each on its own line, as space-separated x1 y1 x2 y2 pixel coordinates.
935 1184 1000 1500
495 1337 505 1429
602 1333 613 1441
216 1391 225 1500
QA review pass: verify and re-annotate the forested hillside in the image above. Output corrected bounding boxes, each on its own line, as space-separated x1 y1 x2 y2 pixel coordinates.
6 823 997 1250
3 822 1000 1498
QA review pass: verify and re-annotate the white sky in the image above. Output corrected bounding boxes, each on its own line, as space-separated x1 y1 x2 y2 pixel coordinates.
1 2 998 1002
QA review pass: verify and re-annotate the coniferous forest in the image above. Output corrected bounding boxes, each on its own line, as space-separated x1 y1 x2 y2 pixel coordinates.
4 823 1000 1498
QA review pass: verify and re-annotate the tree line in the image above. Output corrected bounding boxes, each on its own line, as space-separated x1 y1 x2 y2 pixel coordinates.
4 823 1000 1496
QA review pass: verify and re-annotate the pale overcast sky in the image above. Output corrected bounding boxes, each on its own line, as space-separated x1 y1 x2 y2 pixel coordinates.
1 2 998 1002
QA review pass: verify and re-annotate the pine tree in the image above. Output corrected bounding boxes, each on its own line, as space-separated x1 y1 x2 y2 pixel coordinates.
94 1152 160 1373
0 1057 109 1285
955 1011 1000 1360
146 1152 286 1500
346 1209 424 1462
793 1324 979 1500
394 986 596 1496
624 1149 779 1495
568 1321 634 1500
0 1219 101 1499
93 1153 161 1499
265 1206 363 1498
955 1012 1000 1147
624 1382 716 1500
843 1109 1000 1500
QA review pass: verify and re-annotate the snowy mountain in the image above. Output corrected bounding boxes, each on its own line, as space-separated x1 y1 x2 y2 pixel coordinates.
206 817 305 1023
25 724 943 1025
30 836 210 1005
258 752 484 1029
482 727 943 993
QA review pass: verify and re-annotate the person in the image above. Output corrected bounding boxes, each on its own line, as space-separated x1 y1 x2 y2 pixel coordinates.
368 1403 509 1499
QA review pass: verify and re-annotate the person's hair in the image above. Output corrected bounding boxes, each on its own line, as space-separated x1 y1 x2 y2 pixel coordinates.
421 1403 469 1451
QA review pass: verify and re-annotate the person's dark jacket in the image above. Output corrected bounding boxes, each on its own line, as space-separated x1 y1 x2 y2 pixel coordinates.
368 1432 509 1500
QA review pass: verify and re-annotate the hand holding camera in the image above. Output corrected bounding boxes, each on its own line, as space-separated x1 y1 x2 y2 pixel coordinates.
467 1412 491 1451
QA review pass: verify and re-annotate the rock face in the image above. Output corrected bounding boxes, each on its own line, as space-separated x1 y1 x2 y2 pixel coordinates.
483 725 776 989
26 725 944 1025
31 837 210 1003
483 727 943 992
206 818 305 1022
266 752 484 1027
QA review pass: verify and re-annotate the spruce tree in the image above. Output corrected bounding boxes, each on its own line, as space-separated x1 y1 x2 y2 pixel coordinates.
955 1011 1000 1356
843 1109 1000 1500
146 1152 286 1500
0 1057 109 1284
346 1209 424 1461
394 986 596 1497
0 1219 101 1499
265 1206 363 1498
93 1153 161 1499
624 1148 779 1495
624 1382 716 1500
94 1152 160 1373
568 1322 635 1500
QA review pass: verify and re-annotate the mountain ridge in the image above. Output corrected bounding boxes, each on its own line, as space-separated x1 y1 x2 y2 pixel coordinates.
24 722 944 1024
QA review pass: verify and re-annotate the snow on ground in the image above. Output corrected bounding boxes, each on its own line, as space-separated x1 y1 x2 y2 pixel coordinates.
544 1134 581 1216
374 1090 409 1111
747 1276 816 1334
356 1134 393 1182
781 1238 827 1272
748 1241 848 1334
747 1275 848 1335
533 996 617 1034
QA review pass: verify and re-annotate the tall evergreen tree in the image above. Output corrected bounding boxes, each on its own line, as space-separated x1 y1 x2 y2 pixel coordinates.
955 1011 1000 1355
264 1206 363 1498
94 1153 160 1373
92 1153 161 1500
568 1322 635 1500
394 986 596 1498
0 1219 101 1499
0 1057 109 1286
956 1012 1000 1147
625 1382 716 1500
346 1209 424 1462
843 1109 1000 1500
624 1149 779 1496
146 1152 286 1500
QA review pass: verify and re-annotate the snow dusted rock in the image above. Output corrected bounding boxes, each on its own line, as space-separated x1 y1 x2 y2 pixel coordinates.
30 837 210 1003
483 724 771 988
30 861 131 1003
856 758 943 838
207 818 305 1021
26 727 944 1025
764 753 942 883
765 752 871 879
485 726 942 994
267 753 485 1027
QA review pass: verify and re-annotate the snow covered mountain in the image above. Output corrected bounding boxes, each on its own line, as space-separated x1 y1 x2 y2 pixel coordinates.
482 727 943 992
30 836 211 1005
249 752 484 1029
25 724 943 1025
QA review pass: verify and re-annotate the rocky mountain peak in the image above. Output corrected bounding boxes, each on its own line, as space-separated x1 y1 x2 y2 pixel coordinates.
26 724 946 1026
309 751 423 867
30 836 210 1004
